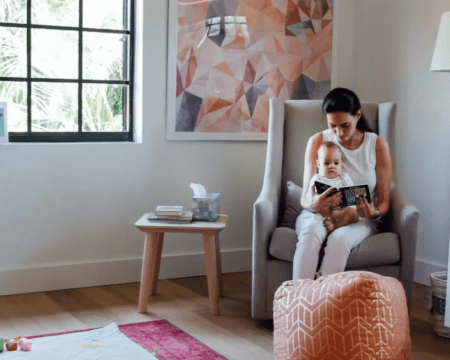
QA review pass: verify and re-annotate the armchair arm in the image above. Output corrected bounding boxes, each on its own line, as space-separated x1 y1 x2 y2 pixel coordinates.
390 182 419 310
252 98 284 319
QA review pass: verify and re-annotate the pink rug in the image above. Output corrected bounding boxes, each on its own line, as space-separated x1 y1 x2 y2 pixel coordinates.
28 320 227 360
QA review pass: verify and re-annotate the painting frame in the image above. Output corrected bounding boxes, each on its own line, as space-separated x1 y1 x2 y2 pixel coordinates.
0 102 8 144
166 0 267 141
166 0 333 141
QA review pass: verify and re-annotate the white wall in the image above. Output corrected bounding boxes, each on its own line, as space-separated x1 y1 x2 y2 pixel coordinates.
0 0 446 295
0 0 265 295
335 0 450 284
395 1 450 284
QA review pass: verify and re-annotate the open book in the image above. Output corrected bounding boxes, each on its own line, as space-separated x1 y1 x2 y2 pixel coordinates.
314 181 371 207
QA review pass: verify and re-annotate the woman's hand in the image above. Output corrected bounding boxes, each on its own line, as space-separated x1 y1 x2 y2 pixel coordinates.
356 197 378 218
310 185 342 214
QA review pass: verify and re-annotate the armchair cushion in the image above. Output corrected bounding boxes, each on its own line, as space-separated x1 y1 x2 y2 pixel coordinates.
269 227 298 261
346 232 400 269
280 181 303 229
269 225 401 268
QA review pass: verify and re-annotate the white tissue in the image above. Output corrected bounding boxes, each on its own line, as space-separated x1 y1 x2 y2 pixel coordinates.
190 183 208 197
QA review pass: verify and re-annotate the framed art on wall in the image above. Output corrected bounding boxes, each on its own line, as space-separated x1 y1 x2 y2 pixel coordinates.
166 0 334 141
0 102 8 144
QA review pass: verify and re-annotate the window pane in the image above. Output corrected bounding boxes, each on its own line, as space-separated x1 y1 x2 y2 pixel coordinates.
32 29 78 79
83 84 126 132
0 0 26 24
31 0 78 27
83 33 127 81
32 82 78 131
0 81 27 131
0 27 26 77
84 0 126 30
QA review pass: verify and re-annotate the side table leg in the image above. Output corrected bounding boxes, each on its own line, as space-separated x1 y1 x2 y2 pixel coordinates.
149 232 164 295
215 233 223 298
138 232 164 313
203 233 221 315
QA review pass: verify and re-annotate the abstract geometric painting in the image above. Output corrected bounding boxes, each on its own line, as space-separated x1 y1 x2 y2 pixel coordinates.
166 0 334 141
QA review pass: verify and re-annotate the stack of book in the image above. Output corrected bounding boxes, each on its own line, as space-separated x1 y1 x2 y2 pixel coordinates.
147 206 193 223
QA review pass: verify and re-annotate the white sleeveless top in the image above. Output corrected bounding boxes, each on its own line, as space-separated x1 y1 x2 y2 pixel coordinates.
322 129 378 204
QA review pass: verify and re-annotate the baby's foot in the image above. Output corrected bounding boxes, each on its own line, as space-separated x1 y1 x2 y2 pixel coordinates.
324 217 334 233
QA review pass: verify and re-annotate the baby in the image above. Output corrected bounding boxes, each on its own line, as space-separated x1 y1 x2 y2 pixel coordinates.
307 142 359 233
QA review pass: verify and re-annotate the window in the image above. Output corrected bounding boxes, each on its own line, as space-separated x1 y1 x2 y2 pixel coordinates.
0 0 135 142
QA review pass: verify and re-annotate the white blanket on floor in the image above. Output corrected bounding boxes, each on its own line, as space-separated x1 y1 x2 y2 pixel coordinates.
4 322 157 359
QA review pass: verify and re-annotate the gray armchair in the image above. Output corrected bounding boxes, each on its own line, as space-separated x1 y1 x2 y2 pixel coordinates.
252 99 419 320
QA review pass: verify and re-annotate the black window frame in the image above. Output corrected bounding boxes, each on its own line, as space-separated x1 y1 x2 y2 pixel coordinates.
0 0 135 143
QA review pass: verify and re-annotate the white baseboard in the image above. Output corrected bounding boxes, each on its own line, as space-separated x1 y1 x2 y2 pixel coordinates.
0 248 252 296
414 257 447 286
3 252 445 295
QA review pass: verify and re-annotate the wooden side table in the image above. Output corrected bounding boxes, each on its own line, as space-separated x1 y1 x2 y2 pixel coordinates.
135 214 228 316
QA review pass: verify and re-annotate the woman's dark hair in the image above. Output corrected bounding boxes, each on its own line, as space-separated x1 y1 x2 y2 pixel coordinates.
322 87 374 133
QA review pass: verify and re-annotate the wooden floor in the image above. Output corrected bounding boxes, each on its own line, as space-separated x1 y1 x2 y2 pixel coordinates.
410 283 450 359
0 272 448 359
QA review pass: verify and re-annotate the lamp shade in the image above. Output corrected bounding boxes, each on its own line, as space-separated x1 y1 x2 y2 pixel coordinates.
431 11 450 71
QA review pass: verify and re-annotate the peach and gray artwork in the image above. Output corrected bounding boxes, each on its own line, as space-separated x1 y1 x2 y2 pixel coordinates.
175 0 333 133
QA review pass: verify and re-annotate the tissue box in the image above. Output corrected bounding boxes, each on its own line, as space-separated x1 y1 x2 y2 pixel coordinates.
192 192 220 221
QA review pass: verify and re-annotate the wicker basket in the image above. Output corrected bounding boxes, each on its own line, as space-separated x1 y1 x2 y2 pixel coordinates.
430 271 450 338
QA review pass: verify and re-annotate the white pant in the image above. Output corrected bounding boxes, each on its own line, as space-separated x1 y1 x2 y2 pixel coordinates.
293 210 377 280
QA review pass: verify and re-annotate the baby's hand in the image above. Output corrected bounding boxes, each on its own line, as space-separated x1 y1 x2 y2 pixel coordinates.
323 217 334 233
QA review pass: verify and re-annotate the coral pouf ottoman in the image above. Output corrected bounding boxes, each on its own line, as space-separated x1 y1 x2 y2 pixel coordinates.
273 271 411 360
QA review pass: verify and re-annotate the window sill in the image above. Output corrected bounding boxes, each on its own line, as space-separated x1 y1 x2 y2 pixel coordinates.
2 141 143 145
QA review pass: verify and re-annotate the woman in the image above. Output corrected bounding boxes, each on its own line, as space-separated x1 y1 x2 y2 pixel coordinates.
293 87 392 280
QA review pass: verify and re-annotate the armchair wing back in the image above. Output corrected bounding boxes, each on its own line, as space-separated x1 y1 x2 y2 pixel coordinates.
252 98 419 320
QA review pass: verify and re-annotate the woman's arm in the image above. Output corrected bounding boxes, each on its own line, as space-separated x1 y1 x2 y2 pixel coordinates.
357 136 392 218
374 136 392 216
300 133 322 210
300 133 342 211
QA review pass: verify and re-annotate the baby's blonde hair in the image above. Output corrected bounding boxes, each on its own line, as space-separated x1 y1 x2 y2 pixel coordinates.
318 141 343 161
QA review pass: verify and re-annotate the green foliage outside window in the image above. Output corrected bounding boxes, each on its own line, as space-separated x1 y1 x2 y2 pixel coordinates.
0 0 129 135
